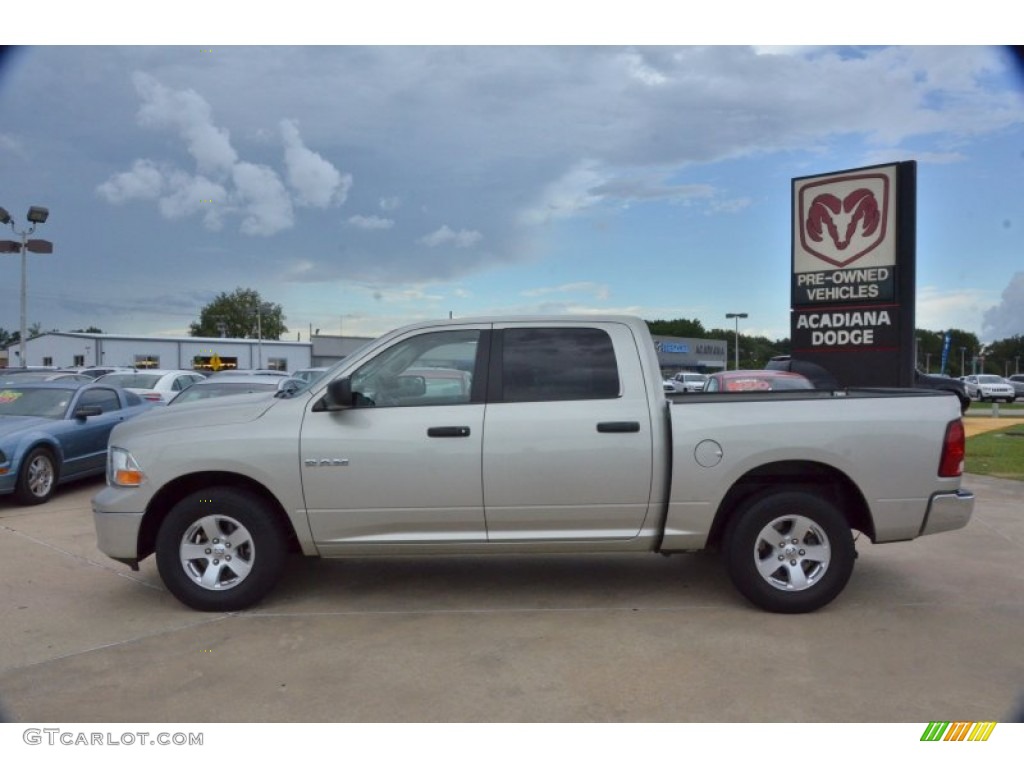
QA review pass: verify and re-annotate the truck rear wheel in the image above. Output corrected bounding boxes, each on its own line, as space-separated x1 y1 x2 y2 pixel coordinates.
155 487 288 611
724 490 855 613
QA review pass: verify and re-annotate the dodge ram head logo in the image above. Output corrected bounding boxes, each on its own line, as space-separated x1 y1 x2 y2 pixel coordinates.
798 173 890 268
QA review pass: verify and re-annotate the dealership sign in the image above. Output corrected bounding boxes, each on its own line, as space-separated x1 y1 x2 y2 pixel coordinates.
790 162 916 387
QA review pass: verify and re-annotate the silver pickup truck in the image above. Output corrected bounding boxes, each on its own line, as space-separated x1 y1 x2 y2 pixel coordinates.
93 315 974 613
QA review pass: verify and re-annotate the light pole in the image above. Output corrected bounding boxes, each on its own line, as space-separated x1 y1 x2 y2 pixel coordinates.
725 313 748 371
252 301 273 369
0 205 51 367
960 347 966 377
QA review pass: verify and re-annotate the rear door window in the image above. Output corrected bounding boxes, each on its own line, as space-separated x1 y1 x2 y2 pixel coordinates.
499 327 620 402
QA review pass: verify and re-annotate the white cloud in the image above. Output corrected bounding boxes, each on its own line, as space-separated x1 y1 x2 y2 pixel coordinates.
982 272 1024 340
231 162 294 236
861 148 966 166
917 285 998 336
419 225 482 248
280 119 352 207
707 197 752 215
0 133 26 157
522 282 611 300
379 196 401 211
348 214 394 230
158 172 229 231
619 51 668 86
520 160 610 226
97 75 353 238
133 72 238 176
357 285 446 303
96 159 165 203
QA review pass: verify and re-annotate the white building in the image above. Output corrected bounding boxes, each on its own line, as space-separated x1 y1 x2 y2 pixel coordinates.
651 335 728 374
7 332 313 373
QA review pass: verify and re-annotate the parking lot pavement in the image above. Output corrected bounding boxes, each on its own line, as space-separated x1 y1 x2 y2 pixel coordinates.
1 474 1022 723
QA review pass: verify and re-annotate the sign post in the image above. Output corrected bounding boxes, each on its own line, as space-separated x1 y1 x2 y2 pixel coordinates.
790 161 916 387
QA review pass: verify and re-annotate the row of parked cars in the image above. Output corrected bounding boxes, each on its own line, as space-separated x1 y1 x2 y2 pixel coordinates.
663 369 815 394
0 365 331 505
667 368 1024 403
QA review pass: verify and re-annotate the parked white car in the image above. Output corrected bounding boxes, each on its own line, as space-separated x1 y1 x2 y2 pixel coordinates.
962 374 1016 403
667 372 708 393
96 370 207 404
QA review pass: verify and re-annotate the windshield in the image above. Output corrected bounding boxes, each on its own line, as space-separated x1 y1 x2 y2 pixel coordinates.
0 372 58 384
100 373 162 388
977 375 1004 384
0 388 74 419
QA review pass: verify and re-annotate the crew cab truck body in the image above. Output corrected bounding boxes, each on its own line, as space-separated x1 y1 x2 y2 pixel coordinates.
93 315 973 613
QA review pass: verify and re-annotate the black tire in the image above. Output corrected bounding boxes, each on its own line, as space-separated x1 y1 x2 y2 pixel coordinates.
724 490 855 614
155 487 288 611
15 446 58 505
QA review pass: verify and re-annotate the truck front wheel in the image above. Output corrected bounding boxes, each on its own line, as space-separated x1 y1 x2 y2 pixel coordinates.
724 490 855 613
155 487 288 611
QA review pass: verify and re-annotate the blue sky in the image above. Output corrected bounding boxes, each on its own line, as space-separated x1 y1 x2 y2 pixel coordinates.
2 29 1022 343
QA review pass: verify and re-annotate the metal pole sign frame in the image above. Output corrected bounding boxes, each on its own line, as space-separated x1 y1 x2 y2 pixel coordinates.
789 161 917 388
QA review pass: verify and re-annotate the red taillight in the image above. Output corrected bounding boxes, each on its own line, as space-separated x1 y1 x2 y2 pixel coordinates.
938 419 965 478
142 393 162 402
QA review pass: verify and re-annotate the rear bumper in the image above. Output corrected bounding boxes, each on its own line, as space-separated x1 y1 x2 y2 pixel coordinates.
919 488 975 536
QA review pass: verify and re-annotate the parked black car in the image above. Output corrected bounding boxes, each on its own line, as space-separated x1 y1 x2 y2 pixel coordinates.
914 371 970 414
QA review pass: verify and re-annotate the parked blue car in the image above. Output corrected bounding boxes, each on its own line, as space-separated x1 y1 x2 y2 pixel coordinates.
0 382 154 505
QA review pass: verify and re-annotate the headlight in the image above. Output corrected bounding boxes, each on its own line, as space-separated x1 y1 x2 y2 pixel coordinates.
108 446 145 487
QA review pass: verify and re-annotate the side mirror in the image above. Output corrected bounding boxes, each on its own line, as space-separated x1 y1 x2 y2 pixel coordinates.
74 405 103 420
276 377 303 395
315 377 355 411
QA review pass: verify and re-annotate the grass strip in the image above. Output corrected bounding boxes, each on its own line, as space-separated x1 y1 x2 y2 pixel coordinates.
965 423 1024 481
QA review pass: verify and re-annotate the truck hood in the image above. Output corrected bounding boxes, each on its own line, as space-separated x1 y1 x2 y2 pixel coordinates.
109 392 281 442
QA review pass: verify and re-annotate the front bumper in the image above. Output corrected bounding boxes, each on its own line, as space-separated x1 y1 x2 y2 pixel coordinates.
979 390 1014 400
93 484 149 565
93 509 145 564
919 488 975 536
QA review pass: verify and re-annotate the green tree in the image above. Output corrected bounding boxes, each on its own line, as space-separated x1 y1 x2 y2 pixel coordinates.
982 335 1024 377
916 328 982 376
646 317 708 338
70 326 104 334
189 287 287 340
707 327 790 369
